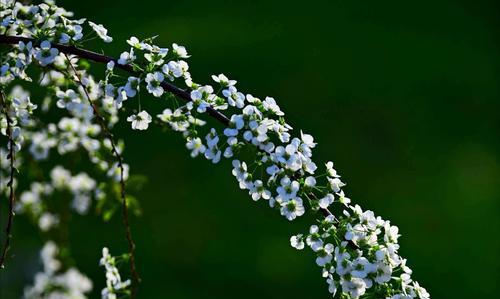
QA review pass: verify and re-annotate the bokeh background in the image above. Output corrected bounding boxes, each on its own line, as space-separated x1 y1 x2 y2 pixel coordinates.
1 0 500 298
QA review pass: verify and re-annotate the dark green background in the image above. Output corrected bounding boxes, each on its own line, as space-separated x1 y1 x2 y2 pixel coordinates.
1 0 500 298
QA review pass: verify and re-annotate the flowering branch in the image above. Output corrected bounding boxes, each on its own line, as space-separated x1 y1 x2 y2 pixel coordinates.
0 35 342 219
64 53 140 297
0 90 16 269
0 2 430 298
0 35 230 126
20 38 351 236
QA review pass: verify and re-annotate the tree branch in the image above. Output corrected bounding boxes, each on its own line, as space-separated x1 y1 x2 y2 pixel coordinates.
0 35 345 256
0 91 16 269
63 54 140 297
0 35 229 126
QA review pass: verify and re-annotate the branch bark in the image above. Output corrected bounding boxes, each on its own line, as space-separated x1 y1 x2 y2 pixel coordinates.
0 91 16 269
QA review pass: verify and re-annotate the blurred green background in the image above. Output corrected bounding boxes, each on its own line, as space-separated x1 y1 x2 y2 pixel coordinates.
1 0 500 298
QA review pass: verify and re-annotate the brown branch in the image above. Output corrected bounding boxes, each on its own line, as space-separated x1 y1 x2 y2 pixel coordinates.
63 54 140 297
0 91 16 269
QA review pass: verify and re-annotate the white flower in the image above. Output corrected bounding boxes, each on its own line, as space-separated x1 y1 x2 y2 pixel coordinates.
107 61 115 71
414 282 430 299
127 110 152 130
384 223 400 244
189 86 213 113
211 73 236 87
40 241 61 275
328 177 345 192
290 234 305 250
38 213 59 232
145 50 167 66
231 160 247 180
341 277 367 299
351 257 376 279
117 49 136 65
326 275 338 296
314 243 334 266
157 108 190 131
276 177 300 202
204 128 219 148
306 225 324 251
263 97 284 116
124 76 140 97
163 61 185 79
113 86 128 108
304 176 316 187
204 147 221 164
55 89 79 109
223 137 238 158
222 86 245 108
326 161 339 177
60 24 83 43
172 43 189 58
319 194 334 209
300 130 316 148
249 180 271 201
88 21 113 42
35 41 59 66
374 262 392 284
145 72 164 97
280 197 305 221
127 36 150 50
186 137 206 158
223 115 245 137
337 190 351 205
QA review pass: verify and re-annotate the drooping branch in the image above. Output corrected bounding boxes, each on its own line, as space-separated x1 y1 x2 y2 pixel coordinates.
0 91 16 269
63 54 140 297
0 34 339 228
0 35 230 126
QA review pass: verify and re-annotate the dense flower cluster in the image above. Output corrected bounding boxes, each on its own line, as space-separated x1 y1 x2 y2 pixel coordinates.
24 241 93 299
100 247 132 299
0 1 429 298
16 166 99 232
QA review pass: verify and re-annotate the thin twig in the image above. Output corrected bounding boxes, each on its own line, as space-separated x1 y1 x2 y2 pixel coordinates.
63 54 140 297
0 91 16 269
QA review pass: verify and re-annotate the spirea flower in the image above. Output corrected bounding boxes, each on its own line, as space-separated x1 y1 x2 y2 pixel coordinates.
88 21 113 43
35 41 59 66
186 137 206 158
100 247 131 299
212 73 236 87
127 111 152 130
280 197 305 221
117 49 136 65
145 72 164 97
172 43 189 58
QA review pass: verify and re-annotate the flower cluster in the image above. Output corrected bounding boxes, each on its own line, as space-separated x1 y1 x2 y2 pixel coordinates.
0 1 429 298
290 204 430 299
100 247 131 299
24 241 93 299
113 36 429 297
17 166 99 227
